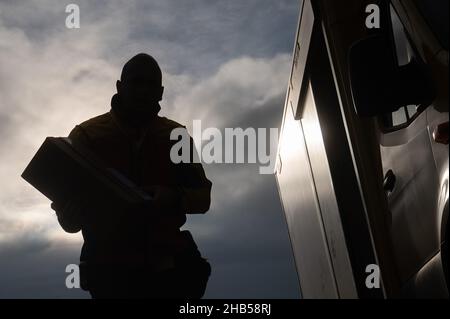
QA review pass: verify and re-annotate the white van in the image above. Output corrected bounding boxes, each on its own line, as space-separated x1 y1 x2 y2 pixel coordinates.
275 0 448 298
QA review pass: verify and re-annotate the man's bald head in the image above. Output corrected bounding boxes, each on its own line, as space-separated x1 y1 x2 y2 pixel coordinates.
114 53 164 126
120 53 162 85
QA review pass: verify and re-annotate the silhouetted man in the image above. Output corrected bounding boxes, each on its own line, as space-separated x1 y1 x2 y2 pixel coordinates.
51 53 212 299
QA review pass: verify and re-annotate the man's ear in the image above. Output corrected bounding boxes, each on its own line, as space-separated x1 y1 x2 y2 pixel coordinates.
158 86 164 101
116 80 122 94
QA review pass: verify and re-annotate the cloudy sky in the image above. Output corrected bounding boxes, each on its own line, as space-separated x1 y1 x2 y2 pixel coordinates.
0 0 301 298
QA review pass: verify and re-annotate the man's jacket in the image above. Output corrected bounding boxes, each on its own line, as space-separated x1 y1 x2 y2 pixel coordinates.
60 104 212 269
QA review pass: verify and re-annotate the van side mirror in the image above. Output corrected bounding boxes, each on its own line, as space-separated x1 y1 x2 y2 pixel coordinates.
348 35 435 117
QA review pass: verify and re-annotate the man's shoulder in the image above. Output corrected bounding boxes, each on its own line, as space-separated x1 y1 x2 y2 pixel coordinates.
78 112 113 131
157 116 185 130
68 112 115 142
151 116 190 141
154 116 187 135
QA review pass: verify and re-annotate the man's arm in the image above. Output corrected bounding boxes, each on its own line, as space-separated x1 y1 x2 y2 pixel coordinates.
175 136 212 214
145 135 211 215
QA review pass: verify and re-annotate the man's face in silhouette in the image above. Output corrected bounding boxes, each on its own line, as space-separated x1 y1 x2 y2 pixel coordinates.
116 55 164 117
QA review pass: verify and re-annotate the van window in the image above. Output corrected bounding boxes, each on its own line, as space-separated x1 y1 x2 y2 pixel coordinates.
380 5 420 131
414 0 449 50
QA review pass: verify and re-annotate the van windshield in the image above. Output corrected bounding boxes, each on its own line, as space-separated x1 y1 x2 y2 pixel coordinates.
414 0 449 50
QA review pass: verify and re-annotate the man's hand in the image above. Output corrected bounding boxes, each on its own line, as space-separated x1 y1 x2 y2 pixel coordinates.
51 198 83 233
143 185 182 215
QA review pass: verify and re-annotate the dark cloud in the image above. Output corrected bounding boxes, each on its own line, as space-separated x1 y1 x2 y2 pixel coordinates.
127 0 299 76
0 0 299 77
0 243 88 298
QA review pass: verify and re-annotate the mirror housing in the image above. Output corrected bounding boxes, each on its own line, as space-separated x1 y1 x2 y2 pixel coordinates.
348 35 435 117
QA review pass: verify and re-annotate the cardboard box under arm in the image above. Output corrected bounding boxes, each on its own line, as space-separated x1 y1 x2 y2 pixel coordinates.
21 137 152 214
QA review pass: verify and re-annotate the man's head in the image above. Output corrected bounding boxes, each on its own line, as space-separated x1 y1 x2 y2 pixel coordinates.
115 53 164 124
